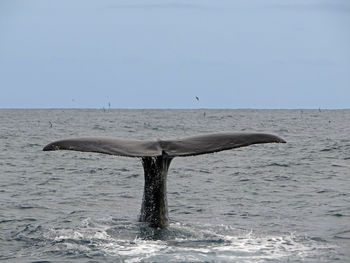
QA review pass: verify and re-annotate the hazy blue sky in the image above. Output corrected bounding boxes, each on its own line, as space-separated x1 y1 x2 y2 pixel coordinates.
1 0 349 109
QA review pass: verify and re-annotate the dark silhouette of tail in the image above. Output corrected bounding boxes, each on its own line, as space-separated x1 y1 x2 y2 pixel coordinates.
43 132 286 228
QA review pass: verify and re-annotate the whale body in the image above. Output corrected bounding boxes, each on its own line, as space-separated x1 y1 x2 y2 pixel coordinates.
43 132 286 228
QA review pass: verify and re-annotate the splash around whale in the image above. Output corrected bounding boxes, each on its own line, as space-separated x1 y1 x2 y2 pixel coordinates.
43 132 286 228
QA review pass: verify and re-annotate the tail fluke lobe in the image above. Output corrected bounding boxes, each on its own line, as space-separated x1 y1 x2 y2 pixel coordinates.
43 137 162 157
161 132 286 157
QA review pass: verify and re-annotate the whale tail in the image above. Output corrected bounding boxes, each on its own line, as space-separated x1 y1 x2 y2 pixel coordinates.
43 132 286 228
43 132 286 158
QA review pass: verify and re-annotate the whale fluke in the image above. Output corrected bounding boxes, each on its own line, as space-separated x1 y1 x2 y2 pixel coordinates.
43 132 285 157
43 132 286 228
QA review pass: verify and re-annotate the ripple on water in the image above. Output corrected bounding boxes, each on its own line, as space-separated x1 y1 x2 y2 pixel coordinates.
334 230 350 240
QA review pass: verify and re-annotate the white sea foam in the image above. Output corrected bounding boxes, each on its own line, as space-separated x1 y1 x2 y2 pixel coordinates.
46 219 335 263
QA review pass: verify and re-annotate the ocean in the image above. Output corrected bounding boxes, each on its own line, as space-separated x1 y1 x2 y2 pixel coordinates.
0 109 349 262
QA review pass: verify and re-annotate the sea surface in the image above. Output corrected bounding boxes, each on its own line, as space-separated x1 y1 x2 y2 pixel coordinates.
0 109 349 263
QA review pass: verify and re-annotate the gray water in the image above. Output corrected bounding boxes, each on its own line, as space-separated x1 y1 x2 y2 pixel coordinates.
0 109 349 263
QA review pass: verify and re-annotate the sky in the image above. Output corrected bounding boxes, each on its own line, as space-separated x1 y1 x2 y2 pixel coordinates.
0 0 349 109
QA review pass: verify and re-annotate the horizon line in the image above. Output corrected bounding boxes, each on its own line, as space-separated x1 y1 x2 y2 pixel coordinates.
0 107 349 111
